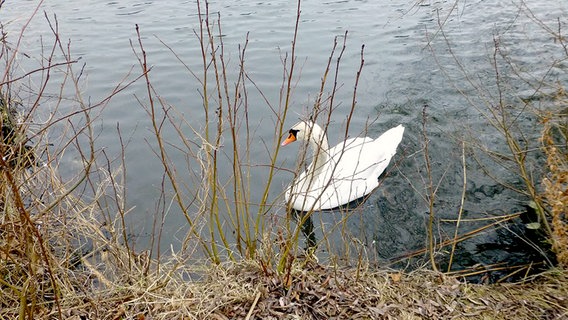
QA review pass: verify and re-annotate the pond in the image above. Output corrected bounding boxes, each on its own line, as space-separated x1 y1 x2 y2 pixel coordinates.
4 0 567 280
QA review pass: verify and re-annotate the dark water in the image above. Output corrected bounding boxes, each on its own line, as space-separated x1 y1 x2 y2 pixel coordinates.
4 0 567 280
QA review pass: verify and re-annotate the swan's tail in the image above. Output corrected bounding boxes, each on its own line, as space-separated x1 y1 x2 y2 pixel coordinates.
370 124 405 178
377 124 405 149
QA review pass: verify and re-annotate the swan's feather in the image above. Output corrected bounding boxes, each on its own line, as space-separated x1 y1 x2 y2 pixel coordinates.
285 124 404 211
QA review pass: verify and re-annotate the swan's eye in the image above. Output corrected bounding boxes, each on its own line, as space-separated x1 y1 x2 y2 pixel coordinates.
289 129 299 137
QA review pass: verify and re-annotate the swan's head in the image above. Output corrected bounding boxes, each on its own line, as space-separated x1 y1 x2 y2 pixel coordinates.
281 121 324 146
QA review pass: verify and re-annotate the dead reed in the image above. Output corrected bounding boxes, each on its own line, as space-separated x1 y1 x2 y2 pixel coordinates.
424 1 568 274
542 90 568 267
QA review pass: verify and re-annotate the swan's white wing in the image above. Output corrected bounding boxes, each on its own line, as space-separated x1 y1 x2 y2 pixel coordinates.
317 125 405 210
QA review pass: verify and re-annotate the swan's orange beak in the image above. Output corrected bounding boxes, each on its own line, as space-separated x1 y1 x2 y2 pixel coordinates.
281 133 296 146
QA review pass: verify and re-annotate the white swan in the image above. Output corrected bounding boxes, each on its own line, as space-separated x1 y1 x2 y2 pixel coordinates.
281 121 404 211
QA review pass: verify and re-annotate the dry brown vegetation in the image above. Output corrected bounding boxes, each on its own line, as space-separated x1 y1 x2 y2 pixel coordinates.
542 92 568 268
1 239 567 320
1 0 568 319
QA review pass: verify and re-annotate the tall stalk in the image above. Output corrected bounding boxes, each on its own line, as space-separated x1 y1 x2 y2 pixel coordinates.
422 105 439 272
255 0 303 221
447 141 467 272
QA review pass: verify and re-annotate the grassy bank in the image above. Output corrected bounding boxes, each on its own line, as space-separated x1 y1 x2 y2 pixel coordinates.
2 257 567 319
1 0 567 319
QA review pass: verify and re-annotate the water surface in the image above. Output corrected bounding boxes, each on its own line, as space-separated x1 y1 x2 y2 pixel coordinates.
4 0 566 276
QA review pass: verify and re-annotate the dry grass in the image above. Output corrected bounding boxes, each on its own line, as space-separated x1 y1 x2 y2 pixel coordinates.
542 91 568 268
2 249 568 319
426 0 568 273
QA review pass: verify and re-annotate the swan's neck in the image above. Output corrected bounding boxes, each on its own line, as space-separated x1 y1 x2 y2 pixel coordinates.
307 128 329 178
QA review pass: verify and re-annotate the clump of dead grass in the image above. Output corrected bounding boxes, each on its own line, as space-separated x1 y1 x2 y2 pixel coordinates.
542 90 568 268
0 93 58 317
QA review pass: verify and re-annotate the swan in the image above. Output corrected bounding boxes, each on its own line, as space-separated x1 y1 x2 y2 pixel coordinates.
281 121 404 211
